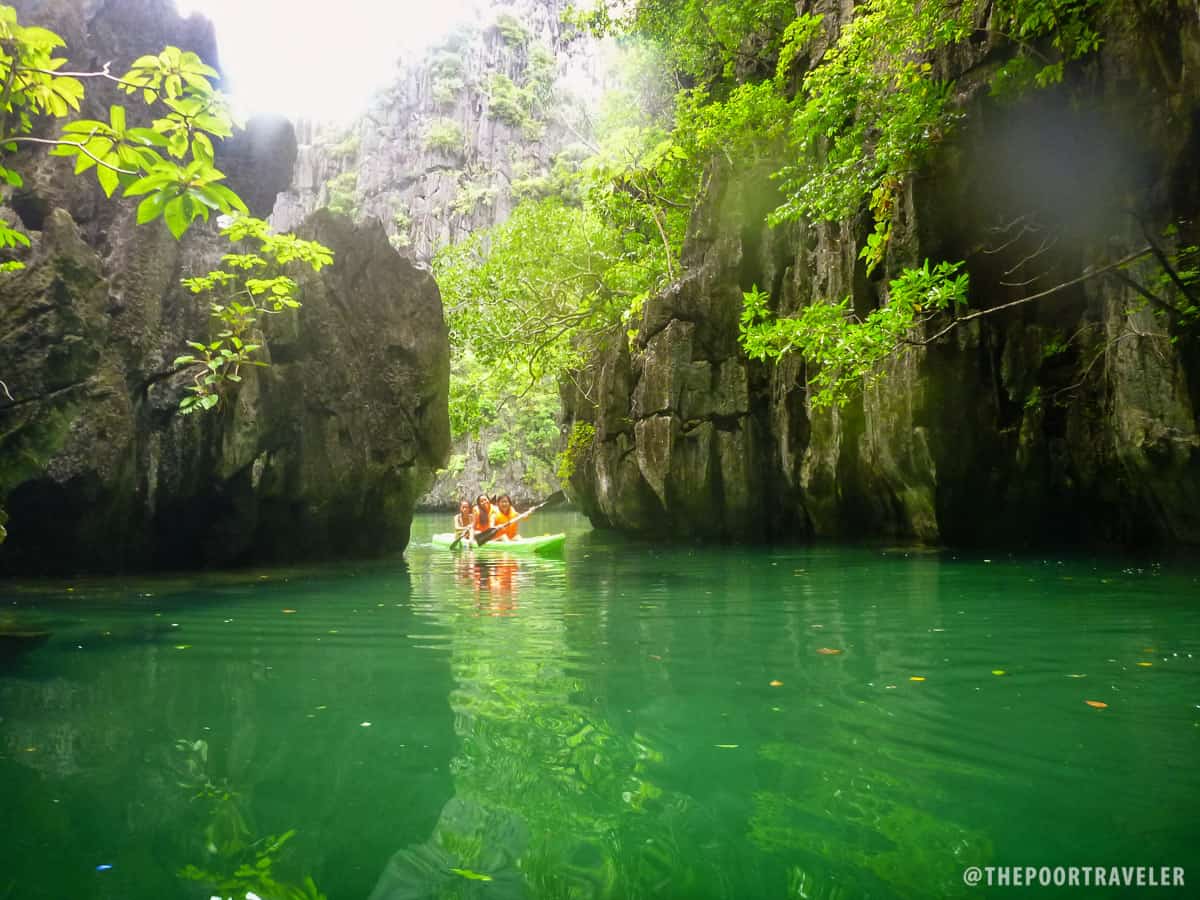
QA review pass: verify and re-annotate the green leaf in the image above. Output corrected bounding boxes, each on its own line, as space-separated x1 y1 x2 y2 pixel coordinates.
136 191 169 225
96 163 119 198
163 195 189 239
127 127 169 148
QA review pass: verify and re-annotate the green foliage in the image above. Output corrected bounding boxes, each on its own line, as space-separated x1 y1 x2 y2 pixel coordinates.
328 130 359 159
493 12 529 46
432 75 464 107
616 0 798 84
445 352 560 494
740 261 969 408
486 73 532 129
526 44 557 103
557 421 595 482
0 5 332 425
0 9 247 244
437 191 675 392
430 50 465 79
451 175 498 217
424 117 464 155
450 0 1110 424
486 438 510 467
390 207 412 249
173 739 326 900
324 170 358 217
173 217 333 413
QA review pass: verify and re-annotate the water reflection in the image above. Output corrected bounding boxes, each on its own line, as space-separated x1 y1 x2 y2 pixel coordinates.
2 519 1200 899
455 555 522 617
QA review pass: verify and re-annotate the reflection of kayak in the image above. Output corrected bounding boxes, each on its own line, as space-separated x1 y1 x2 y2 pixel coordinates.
431 533 566 555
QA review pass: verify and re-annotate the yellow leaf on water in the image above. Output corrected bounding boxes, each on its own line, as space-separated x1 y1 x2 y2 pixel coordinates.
282 609 297 614
450 868 493 882
910 676 926 682
769 680 783 687
1085 700 1108 709
1137 661 1153 667
992 670 1006 676
816 647 843 655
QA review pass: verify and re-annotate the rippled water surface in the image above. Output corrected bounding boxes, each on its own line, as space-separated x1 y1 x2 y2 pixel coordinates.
2 511 1199 899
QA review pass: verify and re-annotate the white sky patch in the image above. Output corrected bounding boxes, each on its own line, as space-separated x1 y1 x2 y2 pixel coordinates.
175 0 480 121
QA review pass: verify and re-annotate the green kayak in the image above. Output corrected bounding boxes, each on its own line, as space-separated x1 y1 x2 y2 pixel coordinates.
431 532 566 555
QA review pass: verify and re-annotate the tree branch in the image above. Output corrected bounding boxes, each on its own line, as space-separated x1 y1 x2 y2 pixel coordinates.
3 135 138 174
915 246 1154 345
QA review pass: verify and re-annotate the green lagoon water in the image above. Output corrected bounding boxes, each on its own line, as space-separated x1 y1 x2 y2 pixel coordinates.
1 510 1198 899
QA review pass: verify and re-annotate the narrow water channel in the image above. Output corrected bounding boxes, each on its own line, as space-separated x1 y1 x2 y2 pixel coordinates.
1 511 1197 899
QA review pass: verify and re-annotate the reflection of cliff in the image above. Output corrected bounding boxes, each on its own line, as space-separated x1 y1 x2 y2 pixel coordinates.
372 556 742 897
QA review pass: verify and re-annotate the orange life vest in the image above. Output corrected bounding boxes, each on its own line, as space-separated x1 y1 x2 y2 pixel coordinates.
492 507 519 539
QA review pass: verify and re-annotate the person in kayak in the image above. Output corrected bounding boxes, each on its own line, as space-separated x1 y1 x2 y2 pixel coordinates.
453 499 475 545
473 494 494 535
491 494 521 541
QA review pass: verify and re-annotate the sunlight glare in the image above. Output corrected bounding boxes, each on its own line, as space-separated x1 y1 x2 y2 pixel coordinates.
175 0 480 120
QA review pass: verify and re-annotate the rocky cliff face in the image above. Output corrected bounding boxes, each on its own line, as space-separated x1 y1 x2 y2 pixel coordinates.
271 0 606 263
267 0 606 508
0 0 450 572
563 3 1200 548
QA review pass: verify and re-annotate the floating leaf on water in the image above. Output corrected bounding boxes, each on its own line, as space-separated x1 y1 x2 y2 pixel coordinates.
885 684 897 689
910 676 926 682
360 721 372 727
992 670 1006 676
1066 674 1087 678
1136 661 1153 667
1085 700 1108 709
174 644 191 650
449 868 493 882
769 680 783 687
282 609 297 614
648 654 662 661
816 648 842 655
715 744 739 749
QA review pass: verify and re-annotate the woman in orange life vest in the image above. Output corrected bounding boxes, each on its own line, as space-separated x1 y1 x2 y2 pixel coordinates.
453 498 475 545
473 494 495 536
490 493 522 541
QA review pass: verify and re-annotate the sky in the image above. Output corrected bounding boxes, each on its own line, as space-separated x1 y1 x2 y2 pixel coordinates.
175 0 481 120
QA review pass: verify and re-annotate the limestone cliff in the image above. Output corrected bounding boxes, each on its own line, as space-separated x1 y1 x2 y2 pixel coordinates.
563 2 1200 548
271 0 606 263
0 0 450 572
